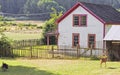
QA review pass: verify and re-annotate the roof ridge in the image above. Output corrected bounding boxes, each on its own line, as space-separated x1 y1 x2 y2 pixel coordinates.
78 1 113 8
56 2 120 24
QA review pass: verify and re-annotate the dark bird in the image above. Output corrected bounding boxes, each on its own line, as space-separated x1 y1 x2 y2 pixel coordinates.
1 62 8 71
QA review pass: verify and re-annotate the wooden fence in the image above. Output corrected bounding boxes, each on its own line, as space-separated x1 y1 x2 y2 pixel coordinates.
0 44 107 59
11 45 79 59
13 39 43 47
0 39 107 59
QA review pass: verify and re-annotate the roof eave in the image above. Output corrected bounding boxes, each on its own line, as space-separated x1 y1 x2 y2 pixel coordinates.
105 22 120 25
56 3 80 24
56 2 106 24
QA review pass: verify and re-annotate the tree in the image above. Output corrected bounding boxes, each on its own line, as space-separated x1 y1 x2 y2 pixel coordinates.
23 0 40 14
38 0 65 13
41 8 62 44
0 19 13 57
38 0 53 6
42 8 62 34
0 26 13 57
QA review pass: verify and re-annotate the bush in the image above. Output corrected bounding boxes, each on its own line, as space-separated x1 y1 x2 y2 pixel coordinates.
0 40 12 57
37 26 43 29
0 34 12 57
90 55 100 60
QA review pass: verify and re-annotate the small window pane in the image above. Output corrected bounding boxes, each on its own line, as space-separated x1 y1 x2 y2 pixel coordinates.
73 15 79 26
73 35 79 46
88 35 95 48
80 16 87 26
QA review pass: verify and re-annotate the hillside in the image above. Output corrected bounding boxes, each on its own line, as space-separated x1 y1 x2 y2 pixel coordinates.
55 0 120 10
0 0 120 20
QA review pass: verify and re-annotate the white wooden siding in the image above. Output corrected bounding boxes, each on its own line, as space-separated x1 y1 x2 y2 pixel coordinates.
58 5 104 49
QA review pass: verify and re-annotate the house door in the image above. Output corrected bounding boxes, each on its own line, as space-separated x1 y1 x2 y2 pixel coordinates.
72 33 80 47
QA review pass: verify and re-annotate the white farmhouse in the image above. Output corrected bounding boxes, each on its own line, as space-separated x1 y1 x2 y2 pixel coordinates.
55 2 120 54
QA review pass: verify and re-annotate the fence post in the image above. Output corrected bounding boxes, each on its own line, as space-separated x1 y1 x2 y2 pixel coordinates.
51 46 54 58
10 47 14 58
76 44 80 58
30 46 32 58
90 44 93 56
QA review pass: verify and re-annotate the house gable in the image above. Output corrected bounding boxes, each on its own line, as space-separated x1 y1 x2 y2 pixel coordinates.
57 4 104 48
56 3 80 24
56 2 104 24
56 2 120 25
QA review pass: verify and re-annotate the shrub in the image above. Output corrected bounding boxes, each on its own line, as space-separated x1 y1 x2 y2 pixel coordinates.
0 33 12 57
90 55 100 60
37 26 43 29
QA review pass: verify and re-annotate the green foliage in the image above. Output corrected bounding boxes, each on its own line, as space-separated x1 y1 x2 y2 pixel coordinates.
0 0 27 14
0 16 3 21
0 16 14 21
117 9 120 12
42 8 62 35
38 0 53 6
0 31 12 57
0 0 120 15
37 26 43 29
41 8 62 44
0 22 13 57
0 16 7 21
90 55 100 60
38 0 65 13
23 0 40 14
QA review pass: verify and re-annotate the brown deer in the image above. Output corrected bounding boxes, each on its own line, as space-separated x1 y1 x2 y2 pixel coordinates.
100 54 107 68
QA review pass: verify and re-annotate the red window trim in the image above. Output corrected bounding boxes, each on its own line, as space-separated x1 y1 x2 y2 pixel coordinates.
73 14 80 27
88 34 96 48
72 33 80 47
80 14 87 27
73 14 87 27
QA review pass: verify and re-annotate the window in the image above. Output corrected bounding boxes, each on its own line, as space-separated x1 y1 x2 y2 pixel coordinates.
73 14 87 26
72 33 79 47
88 34 96 48
73 15 79 26
80 15 87 26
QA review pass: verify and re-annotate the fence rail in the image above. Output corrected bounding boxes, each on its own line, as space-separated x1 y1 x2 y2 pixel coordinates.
0 40 107 59
0 45 106 59
12 46 78 59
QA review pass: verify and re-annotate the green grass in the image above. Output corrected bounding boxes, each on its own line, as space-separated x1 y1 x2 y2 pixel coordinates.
0 59 120 75
1 20 44 40
12 45 54 58
12 20 45 26
4 32 42 40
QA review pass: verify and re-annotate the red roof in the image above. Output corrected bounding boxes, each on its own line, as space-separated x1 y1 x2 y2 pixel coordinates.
56 3 81 23
56 2 120 24
56 2 105 24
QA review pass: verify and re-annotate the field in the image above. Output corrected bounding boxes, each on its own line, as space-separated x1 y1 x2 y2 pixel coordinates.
10 20 45 26
0 59 120 75
2 20 44 40
4 32 42 40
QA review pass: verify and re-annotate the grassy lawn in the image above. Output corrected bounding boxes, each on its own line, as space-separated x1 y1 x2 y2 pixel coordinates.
1 20 44 40
0 59 120 75
4 32 42 40
12 20 45 26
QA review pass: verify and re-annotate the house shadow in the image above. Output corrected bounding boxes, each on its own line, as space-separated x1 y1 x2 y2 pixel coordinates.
0 65 60 75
